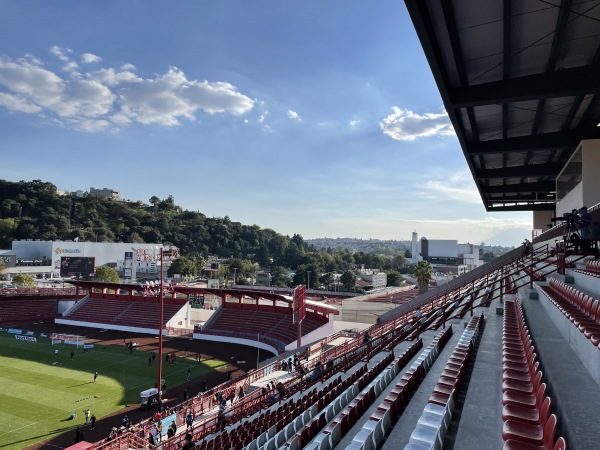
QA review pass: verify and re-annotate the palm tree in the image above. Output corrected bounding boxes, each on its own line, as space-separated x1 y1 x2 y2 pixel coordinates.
414 260 433 294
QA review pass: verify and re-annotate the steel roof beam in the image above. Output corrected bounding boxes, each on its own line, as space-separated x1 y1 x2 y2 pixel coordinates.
476 162 564 179
481 181 556 194
450 64 600 108
468 128 600 155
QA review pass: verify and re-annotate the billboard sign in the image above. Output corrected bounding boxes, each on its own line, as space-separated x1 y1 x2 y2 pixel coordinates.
60 257 96 278
1 255 16 268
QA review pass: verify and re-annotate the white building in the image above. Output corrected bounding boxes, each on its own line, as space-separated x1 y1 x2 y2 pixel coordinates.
8 240 172 279
409 232 481 271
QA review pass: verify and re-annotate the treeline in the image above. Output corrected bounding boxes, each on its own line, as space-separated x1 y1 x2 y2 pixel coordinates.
0 180 408 285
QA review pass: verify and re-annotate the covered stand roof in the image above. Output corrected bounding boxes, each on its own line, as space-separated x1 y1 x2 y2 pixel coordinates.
405 0 600 212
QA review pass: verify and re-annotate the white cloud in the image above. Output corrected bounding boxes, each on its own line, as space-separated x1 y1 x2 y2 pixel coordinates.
258 111 268 123
287 109 301 121
0 92 43 113
81 53 101 64
88 68 141 86
420 171 481 204
0 50 255 132
114 67 254 126
380 107 454 141
349 119 360 127
62 61 79 72
50 46 71 62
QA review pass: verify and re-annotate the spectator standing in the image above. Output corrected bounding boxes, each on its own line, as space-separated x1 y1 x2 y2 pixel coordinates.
186 410 194 430
579 206 593 240
90 414 96 430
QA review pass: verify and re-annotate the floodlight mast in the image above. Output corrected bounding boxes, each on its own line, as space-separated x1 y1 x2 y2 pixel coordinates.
157 246 164 402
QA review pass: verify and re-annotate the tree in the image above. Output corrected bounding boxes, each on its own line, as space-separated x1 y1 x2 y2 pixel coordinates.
414 260 433 294
12 273 35 288
94 266 120 283
0 257 5 276
386 271 404 287
270 265 291 287
481 251 496 263
168 257 198 278
404 249 412 259
319 272 334 290
340 271 357 292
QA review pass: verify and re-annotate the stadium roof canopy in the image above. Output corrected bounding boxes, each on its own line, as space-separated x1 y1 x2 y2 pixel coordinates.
405 0 600 212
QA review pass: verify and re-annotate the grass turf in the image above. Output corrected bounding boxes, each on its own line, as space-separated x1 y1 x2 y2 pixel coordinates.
0 333 226 449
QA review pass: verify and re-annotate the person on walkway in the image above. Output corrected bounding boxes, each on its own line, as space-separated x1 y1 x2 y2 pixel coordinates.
186 410 194 430
152 351 156 363
90 414 96 430
184 389 189 401
84 409 90 425
414 307 423 322
149 355 152 366
156 422 163 443
54 348 59 358
75 427 82 443
202 379 207 392
93 371 98 382
187 367 191 381
226 370 232 381
196 353 200 364
237 386 245 401
167 423 175 439
70 350 74 360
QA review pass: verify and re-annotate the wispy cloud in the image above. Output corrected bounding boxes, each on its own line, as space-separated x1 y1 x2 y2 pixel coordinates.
0 48 255 132
81 53 101 64
420 171 481 204
287 109 301 121
380 107 454 141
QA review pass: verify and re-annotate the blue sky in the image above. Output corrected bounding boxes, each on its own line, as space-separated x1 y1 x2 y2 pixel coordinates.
0 0 531 247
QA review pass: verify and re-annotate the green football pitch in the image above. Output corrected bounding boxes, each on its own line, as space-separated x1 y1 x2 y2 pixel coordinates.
0 333 226 449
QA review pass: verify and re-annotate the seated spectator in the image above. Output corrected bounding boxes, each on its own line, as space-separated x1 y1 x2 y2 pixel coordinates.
307 361 322 382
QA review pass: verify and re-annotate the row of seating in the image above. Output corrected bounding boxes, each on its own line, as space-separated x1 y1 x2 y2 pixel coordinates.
340 327 454 450
405 313 483 449
281 354 398 450
293 340 423 450
190 363 372 450
239 363 372 450
584 259 600 276
501 299 566 450
0 299 57 322
65 297 185 329
208 309 324 346
540 278 600 348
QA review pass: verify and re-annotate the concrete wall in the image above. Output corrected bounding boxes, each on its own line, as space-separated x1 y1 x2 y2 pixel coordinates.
582 139 600 209
55 318 165 335
533 210 554 232
191 333 278 356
